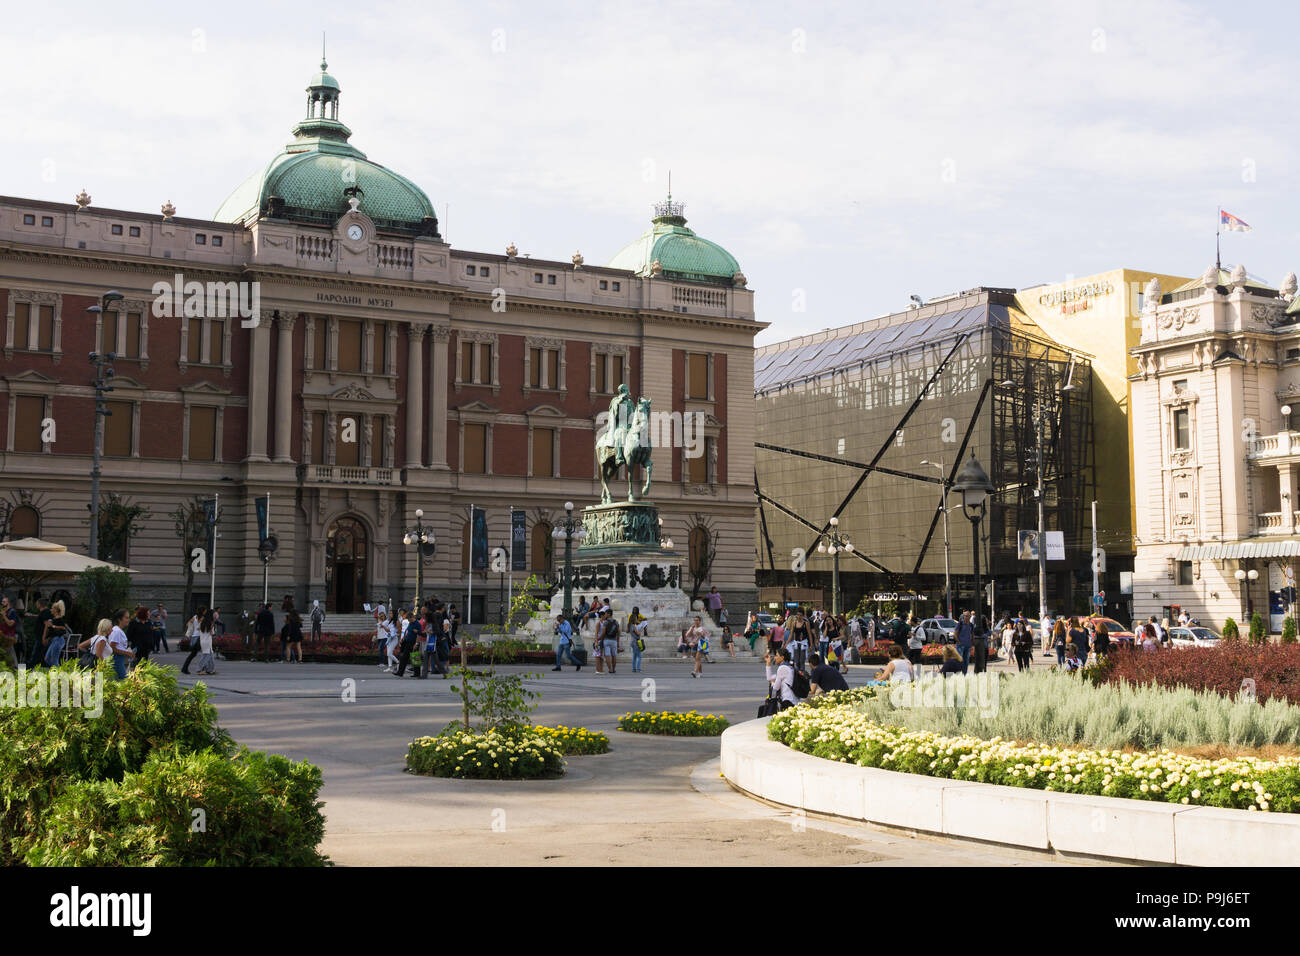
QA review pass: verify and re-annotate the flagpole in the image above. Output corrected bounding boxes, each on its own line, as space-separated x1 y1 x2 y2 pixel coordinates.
1216 205 1221 273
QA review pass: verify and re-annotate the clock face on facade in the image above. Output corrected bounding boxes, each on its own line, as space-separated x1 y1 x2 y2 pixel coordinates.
346 224 364 241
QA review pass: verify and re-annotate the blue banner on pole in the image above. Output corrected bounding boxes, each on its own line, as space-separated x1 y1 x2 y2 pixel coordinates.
471 507 488 570
511 510 527 572
255 496 268 543
203 498 217 560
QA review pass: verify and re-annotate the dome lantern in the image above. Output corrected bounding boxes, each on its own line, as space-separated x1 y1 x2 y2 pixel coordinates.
607 182 741 286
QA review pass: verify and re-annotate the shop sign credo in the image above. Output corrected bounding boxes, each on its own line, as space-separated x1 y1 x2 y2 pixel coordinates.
1038 281 1113 316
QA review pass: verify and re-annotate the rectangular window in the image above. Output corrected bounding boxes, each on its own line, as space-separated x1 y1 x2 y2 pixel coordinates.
547 274 556 285
467 264 476 275
195 234 207 246
1173 408 1191 450
595 354 607 394
374 321 388 373
187 318 202 363
208 320 225 364
128 225 140 237
372 415 385 466
612 281 620 292
478 343 492 384
1177 561 1193 586
111 224 123 236
461 339 474 382
312 322 327 369
612 354 624 390
212 235 223 248
188 406 217 461
532 427 554 477
546 349 559 389
101 311 118 355
599 280 608 290
311 412 325 465
479 266 489 277
43 216 55 228
124 312 142 358
103 400 133 457
463 423 486 474
529 348 542 388
22 214 34 225
534 273 543 283
687 442 708 484
14 396 45 453
13 303 29 350
35 305 53 351
337 319 363 372
335 415 360 466
688 352 709 399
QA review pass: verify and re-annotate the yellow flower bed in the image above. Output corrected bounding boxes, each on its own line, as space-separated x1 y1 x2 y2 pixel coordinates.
618 710 729 736
767 704 1300 813
406 728 565 779
531 725 611 755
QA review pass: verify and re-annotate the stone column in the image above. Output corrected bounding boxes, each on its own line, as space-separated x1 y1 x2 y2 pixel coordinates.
247 320 272 460
429 325 450 468
405 323 427 468
274 313 296 462
1282 464 1296 534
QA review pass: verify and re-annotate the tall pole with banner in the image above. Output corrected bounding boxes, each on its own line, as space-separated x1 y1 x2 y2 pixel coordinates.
208 493 219 610
467 503 474 626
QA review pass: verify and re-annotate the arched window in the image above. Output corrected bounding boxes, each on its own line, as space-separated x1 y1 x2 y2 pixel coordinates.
531 521 553 572
9 505 39 539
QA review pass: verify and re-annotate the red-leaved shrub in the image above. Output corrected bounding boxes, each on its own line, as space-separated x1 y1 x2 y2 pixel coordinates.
1104 643 1300 704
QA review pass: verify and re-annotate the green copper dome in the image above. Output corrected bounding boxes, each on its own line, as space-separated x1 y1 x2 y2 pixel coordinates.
214 59 439 238
608 197 740 284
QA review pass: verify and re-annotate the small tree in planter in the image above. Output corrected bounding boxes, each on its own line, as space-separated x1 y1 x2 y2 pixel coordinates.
1249 611 1267 645
1282 616 1297 645
1222 617 1240 642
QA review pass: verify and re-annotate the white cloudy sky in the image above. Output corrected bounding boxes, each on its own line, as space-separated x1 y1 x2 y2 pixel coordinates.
1 0 1294 345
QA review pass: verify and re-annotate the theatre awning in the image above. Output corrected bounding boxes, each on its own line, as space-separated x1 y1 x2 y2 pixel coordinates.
1174 540 1300 560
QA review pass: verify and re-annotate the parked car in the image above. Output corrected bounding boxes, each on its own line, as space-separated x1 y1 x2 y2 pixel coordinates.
1169 626 1222 649
1086 615 1137 647
918 617 959 644
754 612 777 635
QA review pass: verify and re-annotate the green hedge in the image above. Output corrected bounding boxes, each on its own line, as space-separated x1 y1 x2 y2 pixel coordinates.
23 748 327 866
0 661 327 866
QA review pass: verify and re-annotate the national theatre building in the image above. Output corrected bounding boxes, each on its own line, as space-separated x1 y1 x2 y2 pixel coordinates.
0 59 762 622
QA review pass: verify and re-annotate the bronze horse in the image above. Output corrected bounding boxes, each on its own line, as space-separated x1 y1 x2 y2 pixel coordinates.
597 397 653 504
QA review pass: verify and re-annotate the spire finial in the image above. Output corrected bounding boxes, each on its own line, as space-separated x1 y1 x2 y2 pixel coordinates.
321 32 327 70
667 170 672 202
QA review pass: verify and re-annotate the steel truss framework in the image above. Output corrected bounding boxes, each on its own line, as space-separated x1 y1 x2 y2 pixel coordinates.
754 316 1095 610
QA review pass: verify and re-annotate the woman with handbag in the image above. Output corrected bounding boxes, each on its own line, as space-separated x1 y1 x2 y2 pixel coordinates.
77 619 115 668
181 608 205 674
626 607 647 673
762 648 799 713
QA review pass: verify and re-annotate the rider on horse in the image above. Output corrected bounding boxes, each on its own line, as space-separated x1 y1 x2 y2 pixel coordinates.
605 384 634 466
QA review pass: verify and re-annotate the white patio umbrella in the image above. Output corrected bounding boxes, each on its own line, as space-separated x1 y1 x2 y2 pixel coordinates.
0 537 135 586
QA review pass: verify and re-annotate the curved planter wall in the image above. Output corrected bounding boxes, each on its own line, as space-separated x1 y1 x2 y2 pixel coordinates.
720 718 1300 866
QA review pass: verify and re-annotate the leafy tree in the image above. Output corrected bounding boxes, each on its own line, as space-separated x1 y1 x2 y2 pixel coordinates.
685 513 719 604
1282 616 1297 645
73 567 133 639
93 492 150 563
171 496 210 620
449 575 541 733
1222 617 1240 642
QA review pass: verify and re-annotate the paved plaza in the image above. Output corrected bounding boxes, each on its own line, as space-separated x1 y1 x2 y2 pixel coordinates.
157 648 1083 866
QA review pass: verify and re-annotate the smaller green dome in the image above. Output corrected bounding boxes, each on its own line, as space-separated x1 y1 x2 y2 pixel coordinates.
608 197 741 285
308 56 340 91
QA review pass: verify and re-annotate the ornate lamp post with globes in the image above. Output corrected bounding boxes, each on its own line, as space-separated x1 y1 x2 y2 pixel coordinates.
402 509 436 613
815 516 853 617
551 501 587 623
952 454 996 623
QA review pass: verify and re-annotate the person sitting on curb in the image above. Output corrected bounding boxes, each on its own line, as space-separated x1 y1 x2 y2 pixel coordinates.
808 652 848 694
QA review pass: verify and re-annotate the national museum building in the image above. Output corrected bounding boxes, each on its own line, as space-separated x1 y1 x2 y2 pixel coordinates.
1131 264 1300 634
0 60 762 622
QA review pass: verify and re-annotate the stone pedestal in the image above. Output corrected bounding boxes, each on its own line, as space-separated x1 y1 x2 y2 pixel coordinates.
545 500 697 655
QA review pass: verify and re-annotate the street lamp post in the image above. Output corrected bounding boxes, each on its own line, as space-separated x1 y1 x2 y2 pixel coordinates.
402 509 436 613
551 501 587 622
815 516 853 617
85 290 123 559
921 459 952 619
952 454 995 624
1235 566 1260 621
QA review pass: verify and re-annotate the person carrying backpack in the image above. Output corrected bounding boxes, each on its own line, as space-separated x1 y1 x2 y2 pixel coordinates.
602 609 621 675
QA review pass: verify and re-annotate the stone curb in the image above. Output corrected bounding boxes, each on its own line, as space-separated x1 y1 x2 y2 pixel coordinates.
719 718 1300 866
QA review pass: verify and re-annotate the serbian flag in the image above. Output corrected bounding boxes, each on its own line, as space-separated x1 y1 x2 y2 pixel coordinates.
1220 209 1252 232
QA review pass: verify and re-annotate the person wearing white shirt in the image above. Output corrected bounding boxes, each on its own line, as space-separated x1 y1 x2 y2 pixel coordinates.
106 608 135 679
764 648 799 708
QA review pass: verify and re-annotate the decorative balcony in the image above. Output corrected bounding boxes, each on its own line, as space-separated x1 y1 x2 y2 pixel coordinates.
1254 511 1300 534
308 464 399 485
1248 431 1300 461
